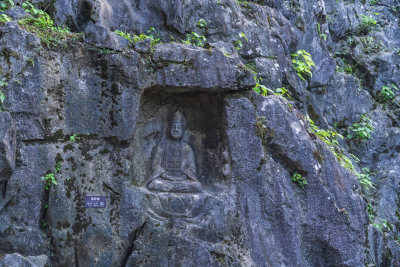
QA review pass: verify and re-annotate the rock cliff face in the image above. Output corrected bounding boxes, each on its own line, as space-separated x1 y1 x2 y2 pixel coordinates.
0 0 400 266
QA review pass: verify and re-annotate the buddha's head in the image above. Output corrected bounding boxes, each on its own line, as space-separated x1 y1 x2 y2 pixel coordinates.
170 110 185 140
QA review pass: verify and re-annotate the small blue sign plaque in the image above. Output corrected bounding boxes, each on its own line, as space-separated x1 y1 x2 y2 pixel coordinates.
84 196 106 208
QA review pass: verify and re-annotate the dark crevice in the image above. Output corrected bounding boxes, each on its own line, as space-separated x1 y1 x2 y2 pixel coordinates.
268 144 308 177
120 222 147 267
68 0 94 33
39 187 50 231
40 186 56 261
1 180 7 199
74 240 80 267
0 192 15 213
102 182 121 196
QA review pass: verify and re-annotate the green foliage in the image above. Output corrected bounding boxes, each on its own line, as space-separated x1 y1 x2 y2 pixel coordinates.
358 14 378 34
22 2 54 28
144 27 161 46
378 84 399 104
360 36 385 54
317 23 327 42
54 161 61 173
291 172 307 189
115 27 162 47
18 2 78 48
356 167 375 191
348 114 374 140
233 32 248 51
69 133 77 142
0 77 7 111
307 116 359 173
197 19 207 28
242 63 268 96
307 117 343 148
369 0 378 5
336 63 354 75
115 30 132 40
373 217 393 233
291 50 315 81
236 0 250 6
182 32 207 47
41 173 57 190
0 13 11 22
41 161 61 190
252 81 268 96
360 14 377 28
367 202 375 223
241 64 291 101
255 116 268 144
275 87 292 100
243 63 292 100
0 0 12 22
0 0 14 11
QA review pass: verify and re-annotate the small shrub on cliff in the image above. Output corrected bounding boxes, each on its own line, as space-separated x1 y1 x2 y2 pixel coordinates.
0 13 11 22
356 167 374 191
252 77 268 96
291 172 307 189
373 217 393 233
360 36 385 54
197 19 207 28
307 117 342 148
41 173 57 190
114 30 132 41
69 133 77 142
115 28 162 46
18 2 79 48
361 14 377 27
307 116 357 173
357 14 378 34
233 32 248 51
378 84 398 104
291 50 315 81
41 161 61 190
336 62 355 75
0 77 7 111
348 114 374 141
275 87 292 100
243 63 269 96
0 0 14 11
182 32 207 47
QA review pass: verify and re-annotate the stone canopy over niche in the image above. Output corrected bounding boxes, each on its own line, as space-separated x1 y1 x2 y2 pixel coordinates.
131 88 230 190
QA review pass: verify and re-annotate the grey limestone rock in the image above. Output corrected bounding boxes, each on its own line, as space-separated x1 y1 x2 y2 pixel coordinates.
0 253 49 267
1 0 400 266
0 112 16 181
83 21 130 51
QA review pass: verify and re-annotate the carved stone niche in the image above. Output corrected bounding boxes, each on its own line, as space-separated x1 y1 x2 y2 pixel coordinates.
130 89 231 219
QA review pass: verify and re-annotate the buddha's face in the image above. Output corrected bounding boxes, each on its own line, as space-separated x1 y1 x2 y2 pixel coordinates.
170 122 183 140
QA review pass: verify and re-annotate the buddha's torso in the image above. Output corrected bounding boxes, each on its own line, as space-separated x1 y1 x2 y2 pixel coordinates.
164 141 185 180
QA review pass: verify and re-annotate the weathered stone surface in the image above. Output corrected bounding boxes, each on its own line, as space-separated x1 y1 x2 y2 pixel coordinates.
3 6 32 21
83 21 130 50
151 43 254 91
224 94 366 266
0 253 49 267
1 0 400 266
0 112 16 180
0 144 49 255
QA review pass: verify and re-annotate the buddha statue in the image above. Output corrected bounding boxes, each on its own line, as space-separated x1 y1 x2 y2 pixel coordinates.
147 110 202 193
